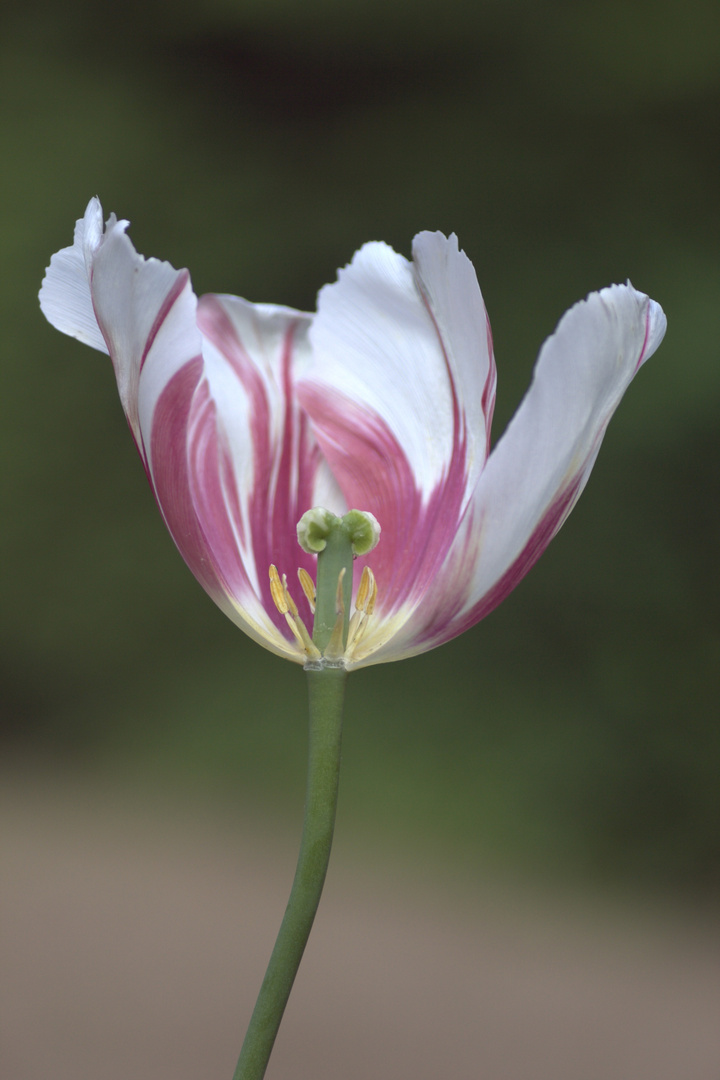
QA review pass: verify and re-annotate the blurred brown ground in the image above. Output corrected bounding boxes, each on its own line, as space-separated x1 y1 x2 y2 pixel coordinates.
3 765 720 1080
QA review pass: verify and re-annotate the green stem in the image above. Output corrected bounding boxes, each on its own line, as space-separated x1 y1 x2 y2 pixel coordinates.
232 665 347 1080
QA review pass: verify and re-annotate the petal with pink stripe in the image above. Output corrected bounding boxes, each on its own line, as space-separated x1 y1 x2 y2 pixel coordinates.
196 294 344 650
299 232 493 631
353 283 667 665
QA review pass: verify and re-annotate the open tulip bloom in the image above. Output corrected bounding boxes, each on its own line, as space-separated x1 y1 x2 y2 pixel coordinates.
40 199 666 1079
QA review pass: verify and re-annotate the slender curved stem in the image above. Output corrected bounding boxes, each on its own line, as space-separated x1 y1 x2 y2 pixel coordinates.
232 665 347 1080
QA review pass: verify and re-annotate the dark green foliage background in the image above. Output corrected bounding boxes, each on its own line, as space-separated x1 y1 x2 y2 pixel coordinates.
2 0 719 890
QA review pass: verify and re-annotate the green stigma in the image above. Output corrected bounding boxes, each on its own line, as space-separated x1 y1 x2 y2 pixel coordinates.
296 508 381 557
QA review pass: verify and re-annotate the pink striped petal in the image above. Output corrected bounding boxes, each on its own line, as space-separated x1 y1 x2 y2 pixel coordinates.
464 284 666 617
298 232 494 617
39 201 322 661
194 294 343 645
353 283 666 664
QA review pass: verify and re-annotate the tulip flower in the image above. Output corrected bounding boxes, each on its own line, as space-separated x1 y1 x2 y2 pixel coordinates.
39 198 666 671
39 200 666 1080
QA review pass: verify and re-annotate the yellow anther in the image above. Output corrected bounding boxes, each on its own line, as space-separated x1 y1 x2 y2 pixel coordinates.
297 567 316 612
269 564 289 614
272 562 378 666
354 565 376 614
346 566 378 655
268 564 321 661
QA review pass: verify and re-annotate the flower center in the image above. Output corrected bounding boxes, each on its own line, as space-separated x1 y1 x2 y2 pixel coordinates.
269 508 380 668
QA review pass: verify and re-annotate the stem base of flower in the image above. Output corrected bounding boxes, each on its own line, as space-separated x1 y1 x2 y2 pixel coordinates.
232 666 346 1080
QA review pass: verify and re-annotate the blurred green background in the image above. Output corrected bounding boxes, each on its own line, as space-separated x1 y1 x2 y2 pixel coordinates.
2 0 719 894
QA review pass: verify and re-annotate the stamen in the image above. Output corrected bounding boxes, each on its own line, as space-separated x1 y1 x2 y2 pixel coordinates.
269 565 321 660
271 558 378 667
346 566 377 653
285 610 313 651
297 567 316 613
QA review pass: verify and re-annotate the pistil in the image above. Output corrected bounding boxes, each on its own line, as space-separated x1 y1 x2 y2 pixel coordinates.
270 508 381 667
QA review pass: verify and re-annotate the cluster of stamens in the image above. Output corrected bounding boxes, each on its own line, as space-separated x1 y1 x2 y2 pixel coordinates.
269 563 378 667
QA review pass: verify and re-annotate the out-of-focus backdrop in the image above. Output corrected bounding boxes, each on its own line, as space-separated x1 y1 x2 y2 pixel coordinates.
2 2 720 1074
5 0 719 888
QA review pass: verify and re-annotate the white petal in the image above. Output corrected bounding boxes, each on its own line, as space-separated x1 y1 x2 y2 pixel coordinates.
39 198 109 354
350 283 666 666
411 230 496 474
298 233 495 640
464 283 667 619
304 236 480 498
90 216 201 447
